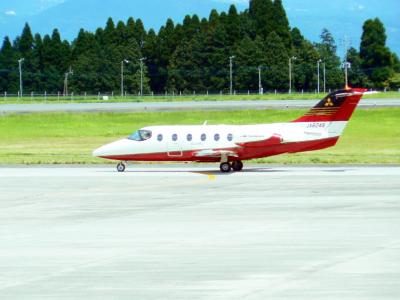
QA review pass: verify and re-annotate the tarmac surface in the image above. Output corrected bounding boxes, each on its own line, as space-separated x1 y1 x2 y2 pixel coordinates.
0 165 400 299
1 98 400 114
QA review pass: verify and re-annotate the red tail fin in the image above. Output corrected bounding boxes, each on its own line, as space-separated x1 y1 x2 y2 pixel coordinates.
293 88 367 123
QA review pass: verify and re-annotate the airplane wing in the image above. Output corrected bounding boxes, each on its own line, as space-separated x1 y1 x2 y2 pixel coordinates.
236 134 283 148
193 149 239 158
192 134 283 159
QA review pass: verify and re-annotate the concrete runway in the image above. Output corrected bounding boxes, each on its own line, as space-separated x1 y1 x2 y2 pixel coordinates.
1 98 400 114
0 165 400 299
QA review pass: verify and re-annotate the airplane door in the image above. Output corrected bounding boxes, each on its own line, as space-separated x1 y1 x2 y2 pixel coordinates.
167 135 183 157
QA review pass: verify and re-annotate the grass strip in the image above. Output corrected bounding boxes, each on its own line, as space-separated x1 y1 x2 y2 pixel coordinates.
0 108 399 164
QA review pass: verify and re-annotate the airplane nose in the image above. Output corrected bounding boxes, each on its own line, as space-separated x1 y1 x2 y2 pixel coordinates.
92 147 105 157
93 139 131 158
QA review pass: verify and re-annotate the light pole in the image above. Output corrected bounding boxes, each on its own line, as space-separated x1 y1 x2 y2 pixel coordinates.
317 59 322 94
289 56 297 94
139 57 146 96
18 58 24 98
341 34 351 89
342 61 351 89
229 56 235 95
258 66 263 95
121 59 129 97
63 67 73 96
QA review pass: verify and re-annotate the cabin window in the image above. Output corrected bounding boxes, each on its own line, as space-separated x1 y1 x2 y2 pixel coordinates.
128 130 152 141
214 134 220 141
157 134 163 142
187 134 192 142
227 133 233 141
201 133 207 141
172 134 178 141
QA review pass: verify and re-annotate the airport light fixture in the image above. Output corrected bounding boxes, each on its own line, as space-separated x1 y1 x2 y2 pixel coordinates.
18 58 25 98
341 34 351 89
139 57 146 96
121 59 130 97
229 56 235 95
342 61 351 89
289 56 297 94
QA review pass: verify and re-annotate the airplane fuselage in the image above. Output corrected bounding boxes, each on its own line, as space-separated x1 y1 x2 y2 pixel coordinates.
94 121 346 162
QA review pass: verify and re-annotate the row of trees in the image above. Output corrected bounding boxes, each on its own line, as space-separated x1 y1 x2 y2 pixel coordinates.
0 0 399 94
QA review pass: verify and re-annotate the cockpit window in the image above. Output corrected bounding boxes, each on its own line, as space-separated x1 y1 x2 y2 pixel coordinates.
128 130 152 141
129 131 142 141
141 130 152 140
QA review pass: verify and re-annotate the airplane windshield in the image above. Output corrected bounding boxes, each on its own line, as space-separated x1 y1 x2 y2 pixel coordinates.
128 130 152 141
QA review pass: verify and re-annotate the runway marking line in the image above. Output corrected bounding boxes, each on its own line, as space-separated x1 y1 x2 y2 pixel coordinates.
192 171 219 180
207 174 216 181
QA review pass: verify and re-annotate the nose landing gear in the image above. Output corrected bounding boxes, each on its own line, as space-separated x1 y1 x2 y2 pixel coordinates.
117 162 126 172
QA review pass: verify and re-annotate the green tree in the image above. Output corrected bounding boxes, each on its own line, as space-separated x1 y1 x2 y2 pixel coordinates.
272 0 292 48
347 47 370 88
134 19 147 47
155 19 178 92
115 21 127 45
392 53 400 73
263 32 289 90
30 33 44 91
71 29 102 93
388 53 400 89
249 0 275 39
203 10 230 91
291 28 320 91
167 35 205 92
232 36 266 91
0 37 18 92
18 23 34 56
360 18 394 87
16 23 36 93
39 29 71 92
142 29 161 92
315 28 342 90
225 5 241 47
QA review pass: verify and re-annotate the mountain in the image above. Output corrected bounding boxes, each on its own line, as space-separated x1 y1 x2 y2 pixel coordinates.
0 0 399 55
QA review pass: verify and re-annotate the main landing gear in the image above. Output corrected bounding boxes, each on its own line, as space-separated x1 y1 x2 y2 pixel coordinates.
219 161 244 173
232 161 244 172
220 162 231 173
117 162 126 172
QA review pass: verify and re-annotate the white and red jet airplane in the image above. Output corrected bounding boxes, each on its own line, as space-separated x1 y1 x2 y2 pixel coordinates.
93 88 367 172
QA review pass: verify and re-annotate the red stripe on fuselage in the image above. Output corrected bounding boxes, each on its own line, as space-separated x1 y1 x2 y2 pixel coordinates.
98 137 339 162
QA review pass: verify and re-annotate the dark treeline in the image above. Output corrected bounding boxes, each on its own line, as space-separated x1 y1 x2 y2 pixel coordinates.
1 0 399 94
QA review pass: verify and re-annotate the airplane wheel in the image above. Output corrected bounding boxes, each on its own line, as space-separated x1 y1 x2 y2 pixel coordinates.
220 162 232 173
117 162 126 172
232 161 243 172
